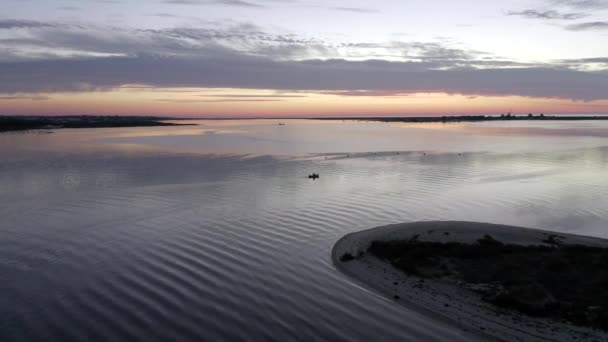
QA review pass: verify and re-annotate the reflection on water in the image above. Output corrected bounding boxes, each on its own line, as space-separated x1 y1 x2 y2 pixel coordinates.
4 119 608 156
1 120 608 341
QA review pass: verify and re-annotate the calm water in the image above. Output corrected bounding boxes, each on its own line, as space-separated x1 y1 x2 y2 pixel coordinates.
2 119 608 341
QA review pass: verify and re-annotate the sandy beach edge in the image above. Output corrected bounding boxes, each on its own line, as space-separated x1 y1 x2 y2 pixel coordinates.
332 221 608 342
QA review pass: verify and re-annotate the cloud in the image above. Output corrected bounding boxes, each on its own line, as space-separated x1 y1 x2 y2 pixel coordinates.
152 13 183 18
0 20 337 62
316 90 414 97
156 98 282 103
567 21 608 30
0 95 50 101
0 19 58 29
1 55 607 101
562 57 608 63
551 0 608 9
57 6 82 11
507 9 587 20
331 7 379 13
0 19 606 102
0 19 524 66
163 0 264 7
201 94 307 98
337 41 502 67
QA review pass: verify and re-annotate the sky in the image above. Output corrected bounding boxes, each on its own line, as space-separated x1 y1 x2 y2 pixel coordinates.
1 0 608 117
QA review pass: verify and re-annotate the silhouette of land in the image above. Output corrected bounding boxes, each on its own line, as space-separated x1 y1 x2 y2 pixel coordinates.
0 116 194 132
319 114 608 123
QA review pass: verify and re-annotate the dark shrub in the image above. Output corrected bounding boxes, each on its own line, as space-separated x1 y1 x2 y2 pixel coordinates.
340 253 355 262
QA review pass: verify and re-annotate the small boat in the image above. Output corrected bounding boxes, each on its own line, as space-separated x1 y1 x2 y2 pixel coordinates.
308 173 320 180
278 122 286 126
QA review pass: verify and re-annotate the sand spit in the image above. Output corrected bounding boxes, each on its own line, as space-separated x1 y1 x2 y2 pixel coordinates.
332 221 608 342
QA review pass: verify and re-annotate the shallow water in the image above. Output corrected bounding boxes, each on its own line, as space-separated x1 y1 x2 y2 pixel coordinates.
1 119 608 341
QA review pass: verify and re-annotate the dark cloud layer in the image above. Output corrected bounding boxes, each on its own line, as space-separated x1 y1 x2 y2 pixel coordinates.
551 0 608 9
562 57 608 63
507 9 587 20
163 0 264 7
0 95 50 101
567 21 608 30
507 0 608 32
1 55 607 100
0 17 607 101
0 19 59 29
331 7 379 13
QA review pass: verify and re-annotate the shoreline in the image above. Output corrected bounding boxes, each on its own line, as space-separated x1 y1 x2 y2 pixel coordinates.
318 115 608 123
332 221 608 342
0 116 195 133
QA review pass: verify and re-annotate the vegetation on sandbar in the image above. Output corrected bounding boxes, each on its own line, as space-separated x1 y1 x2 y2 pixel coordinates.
366 235 608 331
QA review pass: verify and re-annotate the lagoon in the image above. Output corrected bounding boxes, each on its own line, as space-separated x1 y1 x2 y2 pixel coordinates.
2 119 608 341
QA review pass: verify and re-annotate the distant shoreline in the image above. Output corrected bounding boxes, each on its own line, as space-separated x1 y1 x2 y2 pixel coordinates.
0 116 195 132
3 115 608 132
318 115 608 123
332 221 608 342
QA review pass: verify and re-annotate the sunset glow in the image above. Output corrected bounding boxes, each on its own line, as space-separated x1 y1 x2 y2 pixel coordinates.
1 0 607 117
3 88 608 117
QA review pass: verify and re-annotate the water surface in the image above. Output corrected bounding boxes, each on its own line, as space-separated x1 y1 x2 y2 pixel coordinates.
2 119 608 341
